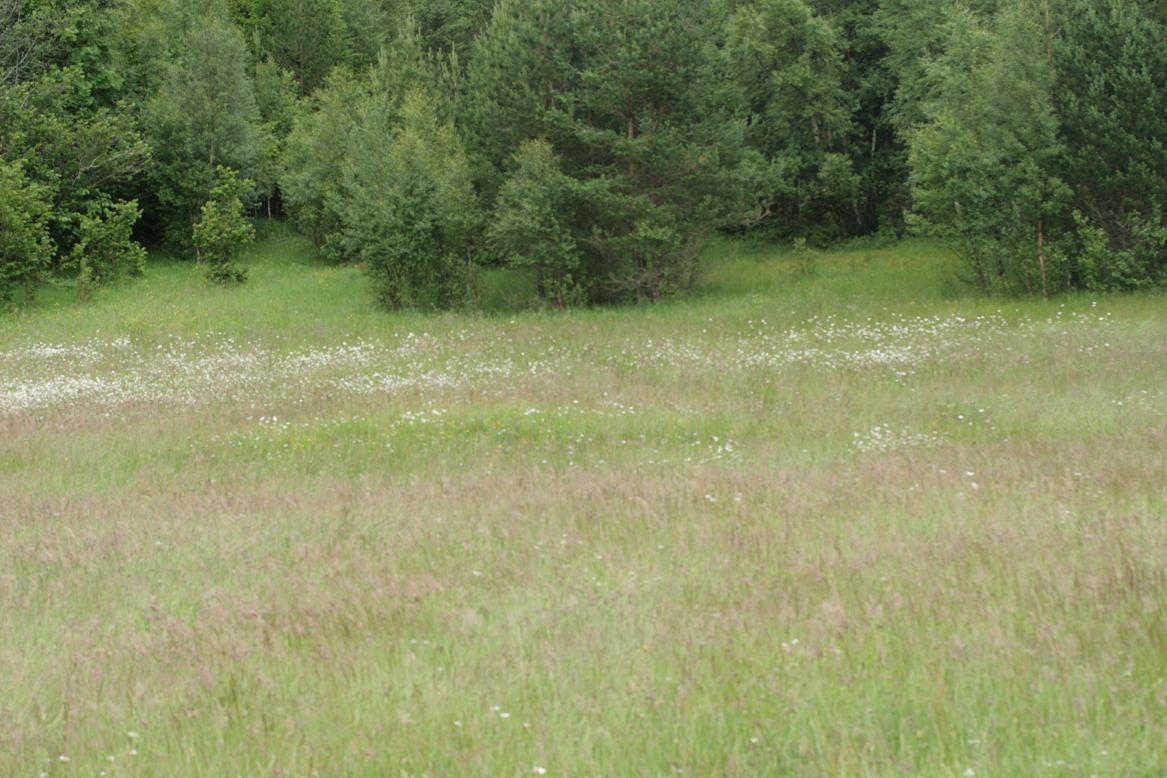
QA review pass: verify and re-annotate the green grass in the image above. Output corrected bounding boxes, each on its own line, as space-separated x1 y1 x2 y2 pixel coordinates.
2 227 1165 776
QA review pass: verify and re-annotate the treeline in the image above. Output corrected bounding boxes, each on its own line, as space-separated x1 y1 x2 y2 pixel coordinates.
2 0 1165 307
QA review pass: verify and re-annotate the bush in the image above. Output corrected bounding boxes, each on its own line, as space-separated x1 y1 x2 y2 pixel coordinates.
1069 211 1166 292
0 161 54 306
69 199 147 300
489 140 584 307
340 91 478 309
193 167 255 285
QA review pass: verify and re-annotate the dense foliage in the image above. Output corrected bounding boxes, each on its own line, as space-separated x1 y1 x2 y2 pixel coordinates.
193 166 255 284
1 0 1164 306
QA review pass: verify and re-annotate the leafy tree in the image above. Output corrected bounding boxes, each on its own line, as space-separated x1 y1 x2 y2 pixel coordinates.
0 70 149 259
69 198 147 299
489 139 583 306
809 0 908 234
281 20 435 263
726 0 859 238
280 67 366 261
0 0 48 87
0 0 149 270
145 8 260 243
194 167 255 284
0 158 53 304
340 90 478 308
908 0 1068 294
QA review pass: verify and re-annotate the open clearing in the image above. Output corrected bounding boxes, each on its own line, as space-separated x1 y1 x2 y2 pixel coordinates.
2 233 1165 775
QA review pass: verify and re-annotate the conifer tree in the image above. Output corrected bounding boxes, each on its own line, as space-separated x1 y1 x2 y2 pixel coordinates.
1050 0 1167 289
467 0 745 302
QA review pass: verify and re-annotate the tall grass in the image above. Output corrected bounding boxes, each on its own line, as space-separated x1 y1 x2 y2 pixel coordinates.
1 229 1164 775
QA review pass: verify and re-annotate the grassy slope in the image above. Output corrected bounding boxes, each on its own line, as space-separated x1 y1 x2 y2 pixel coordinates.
1 229 1165 776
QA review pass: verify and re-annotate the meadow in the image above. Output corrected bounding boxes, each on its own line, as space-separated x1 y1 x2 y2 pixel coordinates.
2 227 1165 776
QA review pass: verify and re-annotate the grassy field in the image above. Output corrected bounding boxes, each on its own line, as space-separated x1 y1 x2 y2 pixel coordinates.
2 226 1165 776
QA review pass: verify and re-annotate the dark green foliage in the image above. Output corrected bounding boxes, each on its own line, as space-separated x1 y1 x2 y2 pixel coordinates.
904 0 1167 293
0 72 148 260
280 21 437 267
194 166 255 284
230 0 396 89
0 0 149 295
1063 211 1167 293
3 0 1166 311
280 67 366 262
0 159 53 304
461 0 575 199
1050 0 1167 288
252 56 297 216
811 0 908 235
399 0 494 55
248 0 347 95
909 1 1068 295
467 0 745 302
726 0 858 238
337 0 394 68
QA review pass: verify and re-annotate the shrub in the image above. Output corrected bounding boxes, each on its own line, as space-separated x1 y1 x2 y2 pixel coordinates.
489 139 584 307
69 199 147 300
194 167 255 285
0 160 53 306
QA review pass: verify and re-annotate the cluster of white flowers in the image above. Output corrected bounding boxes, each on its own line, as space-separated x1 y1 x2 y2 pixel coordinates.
0 333 561 417
0 307 1127 419
622 312 1019 378
852 424 947 454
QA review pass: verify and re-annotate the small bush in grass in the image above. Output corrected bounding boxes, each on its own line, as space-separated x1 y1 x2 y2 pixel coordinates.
69 199 147 300
489 139 584 307
194 167 255 285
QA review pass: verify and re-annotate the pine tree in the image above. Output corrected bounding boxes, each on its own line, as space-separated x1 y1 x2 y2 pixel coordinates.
1051 0 1167 288
467 0 745 302
250 0 347 95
